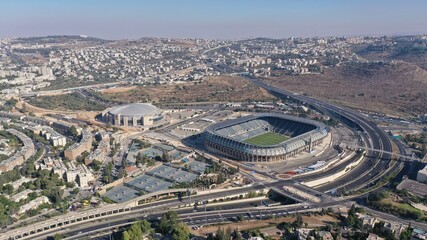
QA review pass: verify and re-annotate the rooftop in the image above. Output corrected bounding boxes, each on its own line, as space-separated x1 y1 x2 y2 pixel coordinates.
108 103 159 117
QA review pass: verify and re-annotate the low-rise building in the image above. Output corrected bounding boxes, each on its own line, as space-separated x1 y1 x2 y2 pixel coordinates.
64 129 93 160
10 189 33 202
17 196 50 215
417 165 427 183
10 177 32 191
397 178 427 197
318 231 333 240
37 158 93 187
40 127 67 147
85 133 110 165
297 228 313 240
412 228 427 240
0 129 35 173
29 125 67 147
65 162 94 188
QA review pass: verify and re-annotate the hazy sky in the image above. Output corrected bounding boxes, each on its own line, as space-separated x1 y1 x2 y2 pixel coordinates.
1 0 426 40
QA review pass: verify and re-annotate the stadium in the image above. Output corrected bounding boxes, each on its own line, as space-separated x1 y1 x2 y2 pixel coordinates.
101 103 163 127
204 113 328 162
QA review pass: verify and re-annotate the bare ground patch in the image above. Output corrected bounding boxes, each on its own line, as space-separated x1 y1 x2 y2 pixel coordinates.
100 76 276 104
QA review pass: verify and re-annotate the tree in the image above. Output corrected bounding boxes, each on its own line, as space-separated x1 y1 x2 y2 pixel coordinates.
71 188 80 195
400 227 413 240
45 187 63 204
162 151 170 162
139 220 152 234
372 221 397 240
106 162 113 173
293 214 303 229
171 222 190 240
232 228 243 240
158 211 179 234
278 222 293 234
53 233 62 240
128 221 144 240
91 160 102 171
346 204 363 230
103 162 114 183
118 167 126 179
5 98 18 108
68 125 79 138
122 230 131 240
28 191 38 200
225 226 232 240
2 184 13 195
215 228 225 240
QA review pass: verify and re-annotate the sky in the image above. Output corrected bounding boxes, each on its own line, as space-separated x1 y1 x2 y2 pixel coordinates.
1 0 427 40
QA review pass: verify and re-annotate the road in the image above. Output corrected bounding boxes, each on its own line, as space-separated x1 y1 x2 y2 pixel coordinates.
39 203 331 240
2 76 411 240
43 199 427 240
246 76 397 196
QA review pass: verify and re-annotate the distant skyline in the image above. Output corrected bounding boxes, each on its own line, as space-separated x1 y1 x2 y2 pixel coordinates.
1 0 427 40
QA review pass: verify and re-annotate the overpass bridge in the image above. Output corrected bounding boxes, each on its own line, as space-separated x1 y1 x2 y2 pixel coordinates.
270 186 307 203
361 147 425 163
1 185 269 240
270 182 338 204
2 188 193 240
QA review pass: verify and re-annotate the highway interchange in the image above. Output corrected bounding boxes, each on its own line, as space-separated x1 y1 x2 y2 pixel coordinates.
1 76 421 240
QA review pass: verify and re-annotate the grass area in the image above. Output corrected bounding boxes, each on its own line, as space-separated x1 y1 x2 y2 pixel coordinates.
243 132 290 146
26 93 106 111
380 199 420 213
368 191 425 220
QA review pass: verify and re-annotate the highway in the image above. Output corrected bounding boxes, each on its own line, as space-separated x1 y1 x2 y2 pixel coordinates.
46 198 427 240
41 198 350 240
60 204 313 240
246 77 397 195
2 76 411 240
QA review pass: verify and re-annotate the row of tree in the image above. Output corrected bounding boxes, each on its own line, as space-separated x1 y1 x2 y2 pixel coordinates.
114 211 191 240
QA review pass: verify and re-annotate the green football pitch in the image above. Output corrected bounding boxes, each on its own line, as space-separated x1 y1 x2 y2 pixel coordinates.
243 132 290 146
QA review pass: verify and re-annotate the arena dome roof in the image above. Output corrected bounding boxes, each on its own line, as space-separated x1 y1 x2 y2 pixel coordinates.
108 103 159 117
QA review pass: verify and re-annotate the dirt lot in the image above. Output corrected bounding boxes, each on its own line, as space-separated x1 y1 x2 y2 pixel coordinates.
100 75 275 104
191 214 338 237
265 61 427 117
102 86 137 94
18 99 102 126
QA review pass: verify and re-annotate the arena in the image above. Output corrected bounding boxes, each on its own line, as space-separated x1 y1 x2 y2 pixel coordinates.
204 113 328 162
101 103 163 127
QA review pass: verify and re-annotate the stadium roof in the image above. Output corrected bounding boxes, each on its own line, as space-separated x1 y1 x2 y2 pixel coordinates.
204 113 328 155
108 103 159 117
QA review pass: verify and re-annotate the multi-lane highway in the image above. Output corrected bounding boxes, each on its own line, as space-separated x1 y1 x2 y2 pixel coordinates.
61 203 319 240
246 77 397 195
2 77 412 240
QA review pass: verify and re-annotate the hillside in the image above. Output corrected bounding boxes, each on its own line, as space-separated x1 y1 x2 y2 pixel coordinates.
354 40 427 70
100 76 276 104
265 61 427 116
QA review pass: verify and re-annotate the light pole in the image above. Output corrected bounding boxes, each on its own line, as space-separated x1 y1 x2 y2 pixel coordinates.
187 189 192 207
204 201 207 225
109 222 112 240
